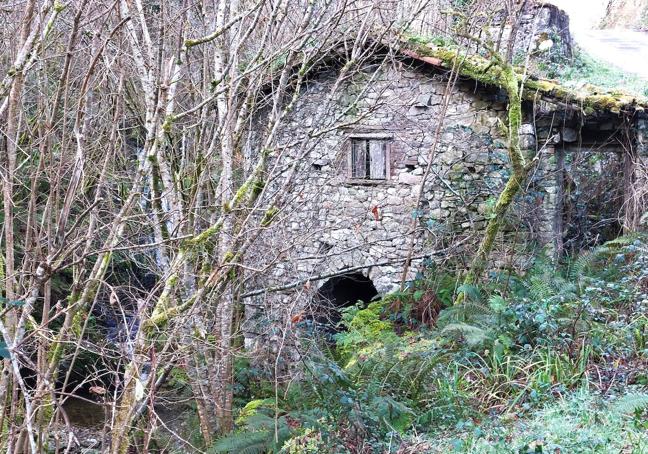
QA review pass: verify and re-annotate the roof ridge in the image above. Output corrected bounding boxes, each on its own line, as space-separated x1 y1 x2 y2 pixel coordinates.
398 35 648 114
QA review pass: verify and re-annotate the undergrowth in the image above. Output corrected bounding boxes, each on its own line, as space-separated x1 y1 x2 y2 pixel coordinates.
208 235 648 453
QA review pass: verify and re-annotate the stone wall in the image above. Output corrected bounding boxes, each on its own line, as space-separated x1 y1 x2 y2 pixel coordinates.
521 3 573 59
254 64 517 294
243 62 538 365
242 59 634 372
491 2 573 69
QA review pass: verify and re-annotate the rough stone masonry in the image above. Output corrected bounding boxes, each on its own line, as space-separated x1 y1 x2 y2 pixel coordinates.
242 43 644 368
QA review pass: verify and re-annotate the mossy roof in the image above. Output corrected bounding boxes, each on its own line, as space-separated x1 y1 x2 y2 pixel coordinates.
399 38 648 115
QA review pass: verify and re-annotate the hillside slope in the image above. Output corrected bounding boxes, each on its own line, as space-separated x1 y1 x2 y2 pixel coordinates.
602 0 648 29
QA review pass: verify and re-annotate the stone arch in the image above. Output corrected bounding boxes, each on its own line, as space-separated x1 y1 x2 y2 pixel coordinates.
308 272 378 334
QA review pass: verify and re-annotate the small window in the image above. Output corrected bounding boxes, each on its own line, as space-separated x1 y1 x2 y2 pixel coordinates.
350 138 389 180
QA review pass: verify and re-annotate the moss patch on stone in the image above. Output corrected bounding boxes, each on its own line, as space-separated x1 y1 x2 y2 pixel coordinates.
402 36 648 114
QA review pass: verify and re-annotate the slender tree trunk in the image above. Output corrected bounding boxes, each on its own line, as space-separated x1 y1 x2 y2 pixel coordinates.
456 67 527 302
553 147 565 260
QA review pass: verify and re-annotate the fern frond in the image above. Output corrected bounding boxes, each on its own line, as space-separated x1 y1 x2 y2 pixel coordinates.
236 398 275 425
488 295 508 313
527 277 554 301
209 430 271 454
604 234 641 248
456 284 483 303
243 413 278 431
239 443 273 454
611 393 648 415
441 322 491 346
209 413 295 454
569 249 600 280
438 301 492 322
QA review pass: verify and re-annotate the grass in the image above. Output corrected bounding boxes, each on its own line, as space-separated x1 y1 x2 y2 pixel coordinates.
423 390 648 453
546 48 648 97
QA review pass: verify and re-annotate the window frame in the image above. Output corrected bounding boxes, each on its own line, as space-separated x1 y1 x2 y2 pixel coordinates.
346 133 392 183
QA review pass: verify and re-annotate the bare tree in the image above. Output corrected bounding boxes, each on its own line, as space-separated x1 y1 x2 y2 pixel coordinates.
1 0 612 452
0 0 431 452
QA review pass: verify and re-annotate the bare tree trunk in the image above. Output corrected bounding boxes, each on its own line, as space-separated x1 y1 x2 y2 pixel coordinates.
455 61 528 302
0 2 433 452
553 147 565 260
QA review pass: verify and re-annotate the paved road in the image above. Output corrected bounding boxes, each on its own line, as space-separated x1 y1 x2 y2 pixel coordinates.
575 29 648 80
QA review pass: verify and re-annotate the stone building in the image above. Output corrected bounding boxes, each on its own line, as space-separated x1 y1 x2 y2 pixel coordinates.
242 38 648 359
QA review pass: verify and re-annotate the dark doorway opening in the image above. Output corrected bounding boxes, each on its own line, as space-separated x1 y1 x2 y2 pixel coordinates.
308 273 378 336
561 147 625 253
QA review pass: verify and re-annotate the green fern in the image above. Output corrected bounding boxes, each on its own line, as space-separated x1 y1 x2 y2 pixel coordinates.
437 298 497 347
524 258 578 303
527 276 555 301
440 322 491 346
208 414 294 454
456 284 484 304
611 393 648 416
524 259 564 300
236 398 275 424
568 249 601 282
209 430 272 454
567 235 643 281
437 301 492 324
603 234 641 248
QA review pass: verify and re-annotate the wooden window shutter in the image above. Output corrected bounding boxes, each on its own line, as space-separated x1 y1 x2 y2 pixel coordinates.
369 140 386 179
351 139 367 178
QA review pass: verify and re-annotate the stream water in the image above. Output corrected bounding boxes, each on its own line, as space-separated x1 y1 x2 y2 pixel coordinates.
61 397 106 428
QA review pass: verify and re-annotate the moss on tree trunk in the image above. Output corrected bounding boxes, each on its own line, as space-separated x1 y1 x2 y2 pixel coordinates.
453 61 528 303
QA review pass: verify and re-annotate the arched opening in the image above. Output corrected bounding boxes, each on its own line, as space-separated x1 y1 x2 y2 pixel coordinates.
308 273 378 335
